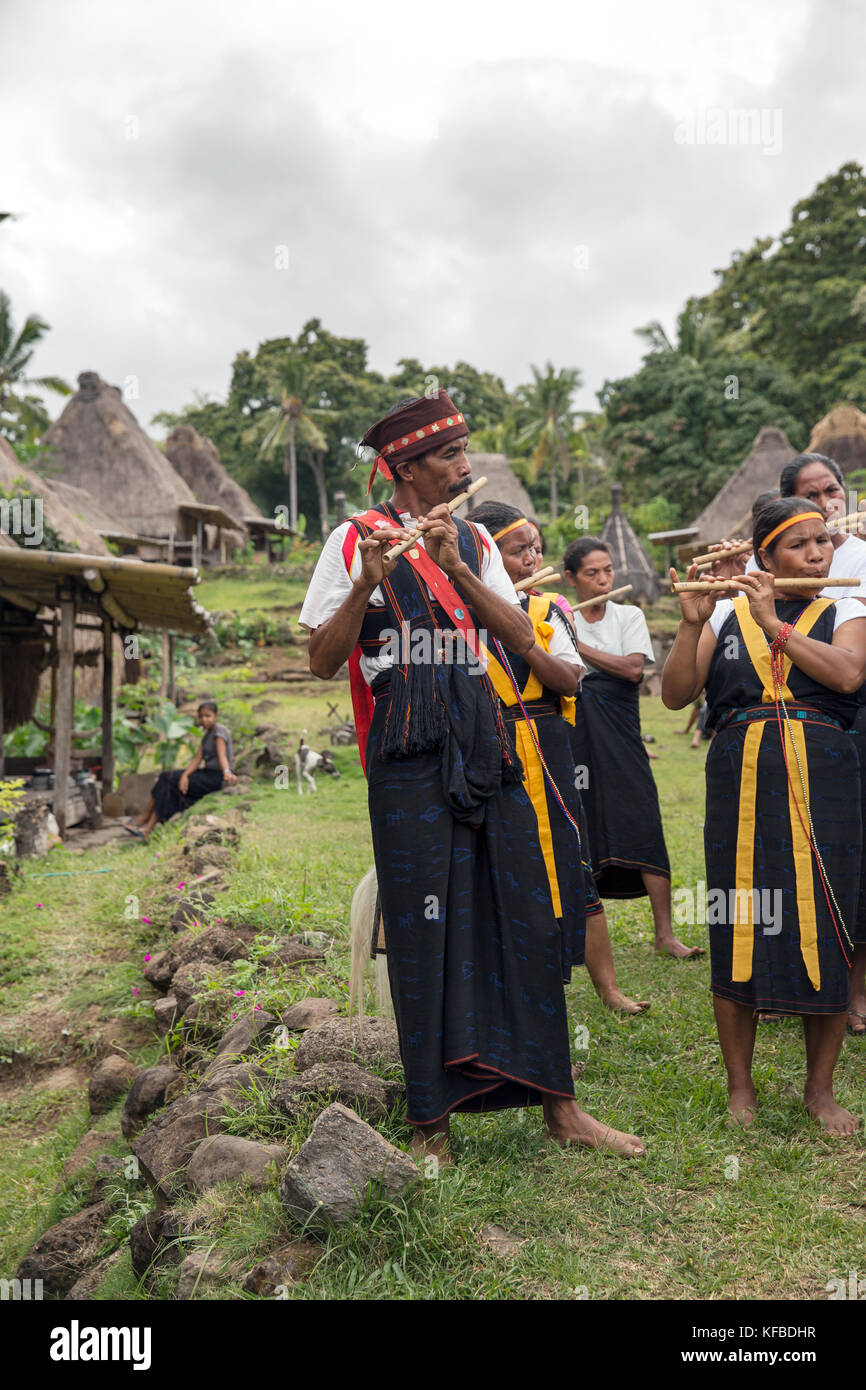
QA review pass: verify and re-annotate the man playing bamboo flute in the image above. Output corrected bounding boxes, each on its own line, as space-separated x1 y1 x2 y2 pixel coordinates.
299 394 645 1160
663 499 866 1133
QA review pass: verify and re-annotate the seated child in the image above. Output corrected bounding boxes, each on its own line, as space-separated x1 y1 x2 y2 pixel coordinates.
124 701 235 839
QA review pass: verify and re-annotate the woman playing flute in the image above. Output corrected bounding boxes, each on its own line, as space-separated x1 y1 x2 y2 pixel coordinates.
472 501 649 1017
662 498 866 1132
563 537 704 960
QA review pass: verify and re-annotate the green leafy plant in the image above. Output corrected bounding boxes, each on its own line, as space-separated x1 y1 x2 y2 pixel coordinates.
148 702 196 771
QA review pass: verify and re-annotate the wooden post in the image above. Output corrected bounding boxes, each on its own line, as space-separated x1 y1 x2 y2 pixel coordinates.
48 614 58 758
160 629 169 698
101 616 114 794
220 530 226 564
265 531 272 565
168 633 176 705
196 519 204 568
54 592 75 838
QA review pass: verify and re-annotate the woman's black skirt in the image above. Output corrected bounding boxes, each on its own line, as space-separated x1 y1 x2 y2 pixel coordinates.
847 702 866 943
570 672 670 898
705 715 859 1015
151 767 223 823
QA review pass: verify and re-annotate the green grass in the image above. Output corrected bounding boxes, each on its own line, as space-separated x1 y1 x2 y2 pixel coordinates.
2 667 865 1301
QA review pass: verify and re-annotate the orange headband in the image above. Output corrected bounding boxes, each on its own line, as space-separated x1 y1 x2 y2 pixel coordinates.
491 517 530 542
760 510 824 551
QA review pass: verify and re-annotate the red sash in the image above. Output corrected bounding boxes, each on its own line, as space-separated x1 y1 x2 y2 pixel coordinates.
340 510 481 774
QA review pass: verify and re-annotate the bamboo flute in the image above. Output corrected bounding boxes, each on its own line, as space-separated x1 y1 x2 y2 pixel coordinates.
692 511 866 567
383 476 488 561
514 570 561 592
673 577 860 593
572 583 633 611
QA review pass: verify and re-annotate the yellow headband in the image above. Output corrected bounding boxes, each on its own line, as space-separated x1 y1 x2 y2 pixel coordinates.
491 517 530 542
760 510 824 550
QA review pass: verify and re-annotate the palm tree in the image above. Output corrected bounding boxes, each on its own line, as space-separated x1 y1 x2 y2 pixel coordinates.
635 297 720 364
0 290 72 443
243 353 330 533
516 363 582 520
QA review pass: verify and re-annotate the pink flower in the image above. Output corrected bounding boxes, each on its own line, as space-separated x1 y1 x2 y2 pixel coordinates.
233 990 245 997
215 918 223 925
36 903 43 909
231 1012 238 1020
196 874 202 880
254 1004 261 1011
144 954 151 962
176 881 186 890
156 852 162 859
132 986 140 996
141 916 152 925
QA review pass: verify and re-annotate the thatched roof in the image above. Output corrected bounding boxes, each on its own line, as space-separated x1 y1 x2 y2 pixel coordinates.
41 371 197 535
45 477 127 536
689 426 796 545
0 436 109 554
455 453 534 519
164 425 262 536
808 404 866 475
600 484 660 603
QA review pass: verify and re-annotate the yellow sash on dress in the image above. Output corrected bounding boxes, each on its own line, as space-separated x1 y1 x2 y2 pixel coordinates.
484 595 576 915
729 597 832 990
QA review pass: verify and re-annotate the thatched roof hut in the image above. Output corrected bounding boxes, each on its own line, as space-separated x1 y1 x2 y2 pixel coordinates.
600 484 659 603
455 453 534 519
164 425 262 536
808 404 866 476
41 371 197 535
0 437 109 555
688 426 796 545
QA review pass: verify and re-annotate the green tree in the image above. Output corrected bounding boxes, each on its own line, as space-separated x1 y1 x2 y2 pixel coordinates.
515 363 582 520
242 351 330 534
697 161 866 427
0 290 71 445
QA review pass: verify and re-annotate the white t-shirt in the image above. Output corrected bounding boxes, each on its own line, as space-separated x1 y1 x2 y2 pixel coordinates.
744 533 866 600
708 596 866 637
298 512 520 685
572 601 655 670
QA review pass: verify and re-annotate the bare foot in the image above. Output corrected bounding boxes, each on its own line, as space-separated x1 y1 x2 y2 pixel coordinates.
727 1085 758 1126
804 1089 861 1136
409 1124 452 1164
847 1008 866 1037
544 1096 646 1157
655 936 706 960
601 989 651 1016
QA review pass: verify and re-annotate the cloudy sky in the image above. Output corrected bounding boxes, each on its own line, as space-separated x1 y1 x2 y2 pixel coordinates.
2 0 864 433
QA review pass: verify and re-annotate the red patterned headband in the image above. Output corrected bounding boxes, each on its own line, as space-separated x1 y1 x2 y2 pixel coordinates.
365 411 467 492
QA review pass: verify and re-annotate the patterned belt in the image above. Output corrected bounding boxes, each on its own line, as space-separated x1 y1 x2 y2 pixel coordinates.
718 704 843 732
501 699 560 723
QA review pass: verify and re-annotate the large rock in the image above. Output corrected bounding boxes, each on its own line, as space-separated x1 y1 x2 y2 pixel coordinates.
65 1250 123 1300
88 1055 139 1115
241 1240 320 1296
203 1010 278 1071
129 1209 195 1279
121 1065 178 1139
187 1135 287 1193
171 960 234 1015
259 936 324 969
175 1249 225 1300
145 927 248 995
130 1064 266 1199
17 1201 113 1296
294 1017 401 1074
278 1103 419 1229
153 995 179 1037
281 998 338 1031
273 1062 388 1121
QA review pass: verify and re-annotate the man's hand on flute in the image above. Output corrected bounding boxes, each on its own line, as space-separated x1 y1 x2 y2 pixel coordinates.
358 525 412 589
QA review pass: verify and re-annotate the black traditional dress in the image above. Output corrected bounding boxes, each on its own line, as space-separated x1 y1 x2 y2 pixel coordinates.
353 506 576 1126
484 592 602 982
569 672 670 899
704 596 861 1015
